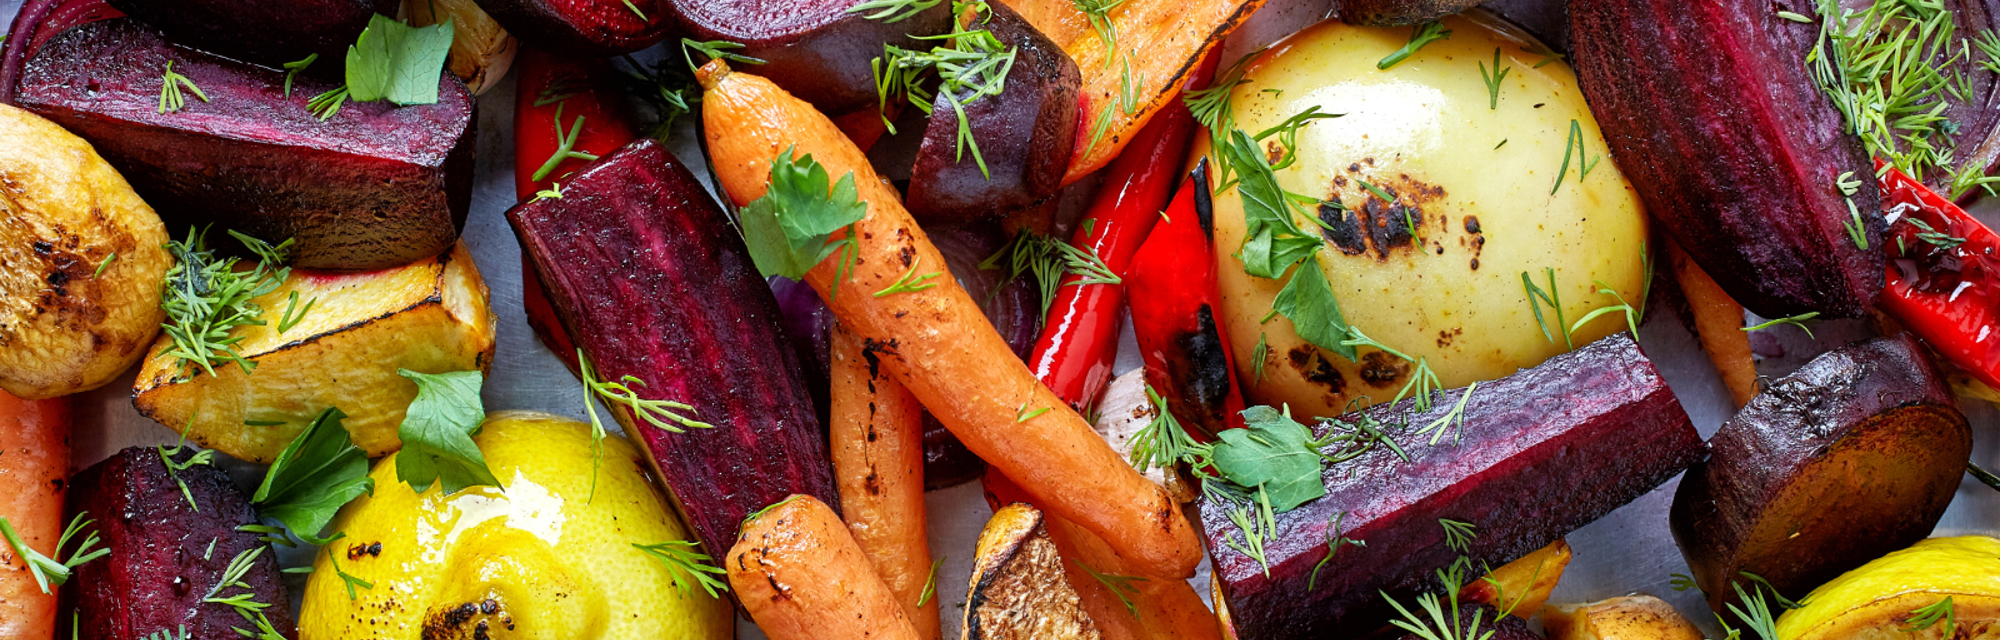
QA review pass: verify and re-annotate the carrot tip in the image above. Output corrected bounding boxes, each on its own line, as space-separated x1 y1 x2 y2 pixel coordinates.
697 59 730 92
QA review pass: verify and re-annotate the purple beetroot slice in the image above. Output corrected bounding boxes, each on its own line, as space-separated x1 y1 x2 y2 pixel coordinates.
666 0 954 115
476 0 676 56
105 0 396 67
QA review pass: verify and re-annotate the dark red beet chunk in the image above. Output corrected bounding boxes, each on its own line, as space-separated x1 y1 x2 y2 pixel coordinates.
667 0 953 115
60 447 294 640
105 0 395 66
1200 334 1704 640
14 19 474 270
904 1 1080 220
476 0 676 55
507 138 839 553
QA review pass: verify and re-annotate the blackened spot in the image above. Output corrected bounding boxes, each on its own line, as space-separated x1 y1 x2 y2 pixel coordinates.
1436 328 1462 349
1318 202 1369 255
45 270 68 287
1470 258 1481 270
479 599 499 614
1192 161 1216 240
31 241 50 254
1289 346 1346 395
1362 195 1416 255
865 472 881 496
1173 306 1236 432
1463 216 1481 234
1533 103 1546 108
897 244 914 268
474 621 490 640
861 343 883 380
1359 351 1410 388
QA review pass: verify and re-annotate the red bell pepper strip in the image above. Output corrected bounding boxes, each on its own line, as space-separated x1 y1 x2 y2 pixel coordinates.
513 48 638 362
1125 159 1247 439
1875 161 2000 390
1024 50 1217 411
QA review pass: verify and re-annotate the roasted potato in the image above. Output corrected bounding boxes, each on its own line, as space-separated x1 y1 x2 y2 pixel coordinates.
403 0 517 95
1544 595 1705 640
132 241 495 463
965 503 1102 640
0 103 170 400
1205 12 1648 420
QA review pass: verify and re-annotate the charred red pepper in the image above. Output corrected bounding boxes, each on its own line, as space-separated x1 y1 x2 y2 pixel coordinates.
1125 160 1247 438
1875 161 2000 390
512 47 637 361
1024 51 1216 410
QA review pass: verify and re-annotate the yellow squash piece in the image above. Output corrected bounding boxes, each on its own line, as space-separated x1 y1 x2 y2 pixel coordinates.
0 103 171 399
1543 595 1704 640
1777 536 2000 640
965 503 1103 640
298 411 733 640
132 242 495 462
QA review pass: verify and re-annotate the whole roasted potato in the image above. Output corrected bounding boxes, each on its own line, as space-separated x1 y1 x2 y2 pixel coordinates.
1204 12 1648 419
0 104 170 400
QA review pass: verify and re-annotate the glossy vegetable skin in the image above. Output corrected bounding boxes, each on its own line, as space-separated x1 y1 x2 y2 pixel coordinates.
701 62 1203 580
829 325 940 639
1775 536 2000 640
0 393 70 639
61 447 294 640
14 18 476 270
729 495 924 640
507 138 839 556
1875 163 2000 392
1670 334 1970 611
1127 161 1247 438
475 0 672 55
1571 0 1883 318
1543 595 1705 640
1202 334 1703 640
104 0 394 65
666 0 953 115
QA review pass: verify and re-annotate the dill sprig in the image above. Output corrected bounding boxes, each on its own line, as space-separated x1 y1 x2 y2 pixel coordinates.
1742 311 1821 338
1384 520 1497 640
1340 328 1443 412
1128 386 1205 473
307 86 349 120
1084 53 1144 157
282 54 316 99
1074 559 1146 616
157 60 209 114
1521 267 1572 350
1210 481 1277 575
1905 596 1956 637
159 228 295 378
1378 20 1451 70
532 102 603 182
634 540 729 598
1569 281 1641 337
1478 48 1510 109
159 419 218 511
1307 511 1365 591
578 349 712 500
875 255 944 297
1073 0 1129 56
872 1 1020 178
917 556 945 606
325 546 374 601
0 512 109 594
848 0 945 22
980 230 1121 316
1550 119 1602 194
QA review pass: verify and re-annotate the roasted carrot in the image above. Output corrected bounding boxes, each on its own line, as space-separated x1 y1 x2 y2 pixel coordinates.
1667 239 1758 408
0 391 70 640
728 495 923 640
700 60 1203 580
829 324 940 640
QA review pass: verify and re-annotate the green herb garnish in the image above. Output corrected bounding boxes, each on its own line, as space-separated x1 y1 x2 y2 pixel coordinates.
1905 596 1956 637
876 255 943 297
1742 312 1821 338
1075 559 1146 616
251 408 372 545
157 60 209 114
1438 518 1475 552
276 291 314 335
634 540 729 598
1569 281 1641 337
0 512 108 594
1129 385 1203 473
1341 328 1443 412
871 1 1020 177
1073 0 1129 55
393 369 500 495
1378 20 1451 70
93 252 116 278
1271 256 1358 362
282 54 316 98
1479 48 1510 109
848 0 945 22
327 546 374 601
1308 511 1365 591
159 227 294 377
917 556 945 606
158 420 217 511
622 0 648 19
739 147 869 300
578 349 712 500
531 102 602 182
1551 119 1601 194
1521 267 1572 350
1212 406 1331 511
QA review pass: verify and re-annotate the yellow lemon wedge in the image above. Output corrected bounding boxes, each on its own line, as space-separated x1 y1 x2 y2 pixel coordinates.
1777 536 2000 640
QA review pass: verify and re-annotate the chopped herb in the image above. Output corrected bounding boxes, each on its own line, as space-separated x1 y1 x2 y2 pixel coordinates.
1551 119 1601 194
1969 462 2000 492
0 513 108 594
681 38 765 73
1413 381 1476 446
1015 403 1051 423
1084 53 1144 157
979 231 1120 316
1073 0 1129 55
93 252 116 278
157 60 209 114
1251 332 1271 386
1521 267 1573 350
1725 576 1786 640
1074 559 1146 616
142 626 190 640
1129 385 1204 473
327 547 374 601
237 524 292 548
634 540 729 598
532 183 566 202
1670 572 1699 592
1224 129 1322 279
1341 328 1443 412
622 0 648 19
1308 511 1365 591
1569 281 1640 337
738 148 868 301
918 556 945 606
1211 481 1277 575
1777 10 1813 22
276 291 314 335
306 87 349 120
1523 41 1565 68
158 420 217 511
1438 518 1475 552
393 369 500 495
848 0 945 22
531 102 603 182
1900 217 1966 251
159 228 294 377
1251 105 1339 174
1809 0 1994 196
1494 138 1507 149
1185 52 1258 182
871 1 1020 177
1379 20 1451 70
282 54 316 98
875 255 943 297
1905 596 1956 637
1478 48 1510 109
1384 548 1493 640
251 408 372 545
1742 312 1821 338
579 349 712 499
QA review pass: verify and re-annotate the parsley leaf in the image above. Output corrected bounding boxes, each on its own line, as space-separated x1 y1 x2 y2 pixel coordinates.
1210 406 1328 511
740 148 869 282
251 408 373 544
1224 129 1321 279
393 369 500 494
344 15 454 105
1271 255 1358 362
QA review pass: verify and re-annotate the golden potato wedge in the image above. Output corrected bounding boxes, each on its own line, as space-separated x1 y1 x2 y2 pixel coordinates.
403 0 517 95
1463 539 1574 619
0 103 170 399
1544 595 1704 640
965 503 1102 640
133 241 494 462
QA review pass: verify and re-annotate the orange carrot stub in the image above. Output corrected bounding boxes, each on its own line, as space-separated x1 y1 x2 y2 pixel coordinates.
699 61 1203 580
728 495 923 640
1667 239 1758 408
0 392 71 640
829 324 940 640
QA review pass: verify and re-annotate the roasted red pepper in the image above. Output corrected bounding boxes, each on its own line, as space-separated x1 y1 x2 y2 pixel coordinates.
1875 161 2000 390
1024 51 1216 410
512 48 637 362
1125 160 1247 438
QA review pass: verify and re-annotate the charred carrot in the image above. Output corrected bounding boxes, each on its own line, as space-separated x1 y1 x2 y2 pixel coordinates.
1126 161 1248 438
0 392 71 640
700 61 1203 580
1666 238 1757 408
830 324 939 639
728 495 923 640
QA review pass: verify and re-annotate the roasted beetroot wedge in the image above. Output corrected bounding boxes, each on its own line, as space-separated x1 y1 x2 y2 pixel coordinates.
1670 334 1969 612
476 0 674 55
105 0 395 66
1570 0 1882 318
904 1 1080 220
507 138 839 554
667 0 953 115
14 19 474 270
1199 334 1704 640
60 447 294 639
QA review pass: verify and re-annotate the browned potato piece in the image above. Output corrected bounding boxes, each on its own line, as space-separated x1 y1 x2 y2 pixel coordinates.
132 241 494 462
965 503 1102 640
1340 0 1487 25
1543 595 1705 640
403 0 517 95
0 104 170 399
1463 539 1573 618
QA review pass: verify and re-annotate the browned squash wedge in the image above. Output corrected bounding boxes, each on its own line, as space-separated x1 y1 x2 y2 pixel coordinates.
965 503 1102 640
1462 540 1574 619
132 242 496 463
1543 595 1706 640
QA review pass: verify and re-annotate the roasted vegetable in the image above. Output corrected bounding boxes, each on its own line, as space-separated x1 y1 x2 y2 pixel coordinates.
1544 595 1706 640
964 503 1102 640
405 0 518 95
61 447 294 640
1875 162 2000 395
15 18 476 270
474 0 672 55
0 102 170 400
1670 334 1970 611
0 392 71 639
1775 536 2000 640
1570 0 1882 318
132 242 496 463
904 0 1080 220
297 412 732 639
730 495 924 640
1666 238 1758 409
1200 334 1704 640
666 0 952 115
1461 540 1572 619
1393 606 1539 640
1204 13 1649 420
507 138 840 556
105 0 394 66
830 324 940 639
1129 161 1247 438
1341 0 1489 26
